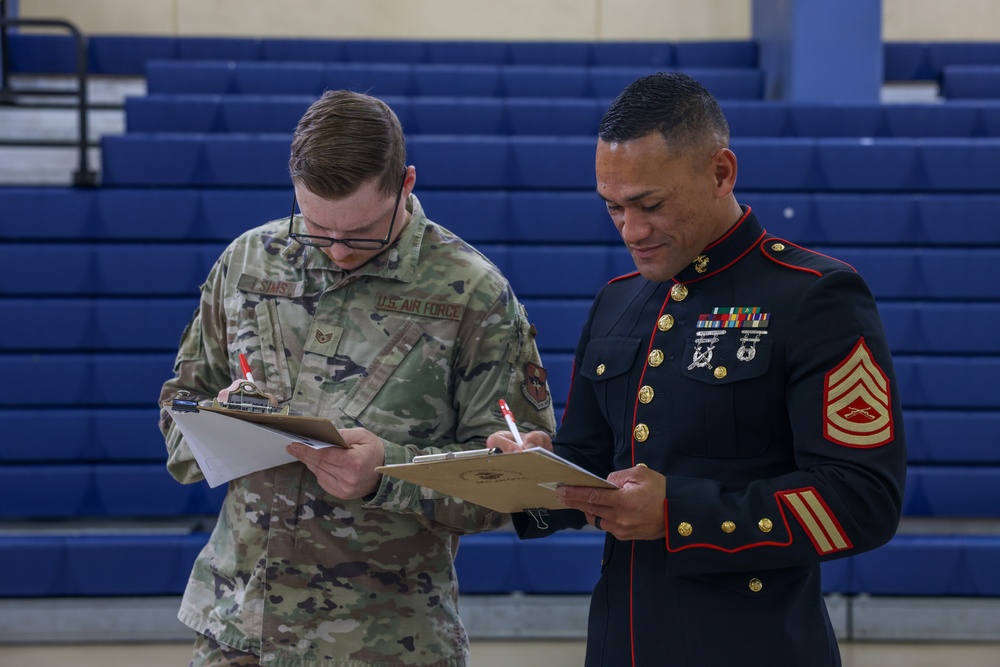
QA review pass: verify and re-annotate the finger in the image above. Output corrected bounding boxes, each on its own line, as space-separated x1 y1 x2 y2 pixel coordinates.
486 431 524 452
287 442 324 465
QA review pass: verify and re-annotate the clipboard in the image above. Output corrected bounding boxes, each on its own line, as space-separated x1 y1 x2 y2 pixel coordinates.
165 397 348 488
376 447 618 513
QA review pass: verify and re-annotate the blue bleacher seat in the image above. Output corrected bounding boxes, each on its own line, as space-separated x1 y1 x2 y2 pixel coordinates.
177 37 263 62
514 534 603 593
1 243 215 295
507 191 615 242
904 467 1000 518
674 41 758 68
406 136 510 188
452 532 520 593
101 134 291 187
0 408 167 463
507 136 596 188
408 97 507 135
787 105 884 138
520 299 591 353
943 66 1000 99
0 463 224 518
507 42 591 66
412 65 504 97
220 95 314 133
236 61 327 96
87 35 180 75
850 535 1000 596
893 357 1000 410
879 303 1000 354
1 353 176 407
424 41 509 66
0 534 209 597
96 189 204 239
905 411 1000 464
590 42 675 68
126 94 224 133
0 187 96 239
0 298 197 351
324 63 413 96
260 38 346 63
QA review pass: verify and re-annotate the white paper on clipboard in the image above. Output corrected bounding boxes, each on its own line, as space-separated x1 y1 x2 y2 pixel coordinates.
168 408 342 488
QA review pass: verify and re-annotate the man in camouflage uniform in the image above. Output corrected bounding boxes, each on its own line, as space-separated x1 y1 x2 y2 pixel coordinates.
159 90 556 667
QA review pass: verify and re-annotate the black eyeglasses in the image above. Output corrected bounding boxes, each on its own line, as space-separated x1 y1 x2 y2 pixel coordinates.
288 171 407 251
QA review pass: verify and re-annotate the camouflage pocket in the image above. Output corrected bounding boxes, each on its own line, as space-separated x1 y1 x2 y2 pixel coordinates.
255 300 293 403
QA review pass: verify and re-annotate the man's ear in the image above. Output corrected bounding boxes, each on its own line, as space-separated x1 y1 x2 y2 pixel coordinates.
712 148 738 196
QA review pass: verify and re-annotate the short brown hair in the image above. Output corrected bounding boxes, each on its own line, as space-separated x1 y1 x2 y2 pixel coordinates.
288 90 406 199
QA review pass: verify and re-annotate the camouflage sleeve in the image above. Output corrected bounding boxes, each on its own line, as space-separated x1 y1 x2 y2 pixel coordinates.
364 284 557 533
158 255 233 484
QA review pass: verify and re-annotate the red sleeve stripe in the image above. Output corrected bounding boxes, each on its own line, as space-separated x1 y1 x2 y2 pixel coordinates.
778 488 853 555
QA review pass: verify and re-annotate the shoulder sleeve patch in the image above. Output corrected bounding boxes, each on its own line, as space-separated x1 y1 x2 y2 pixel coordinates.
823 337 893 448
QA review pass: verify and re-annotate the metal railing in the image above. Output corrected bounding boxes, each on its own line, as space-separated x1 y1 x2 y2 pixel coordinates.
0 0 98 186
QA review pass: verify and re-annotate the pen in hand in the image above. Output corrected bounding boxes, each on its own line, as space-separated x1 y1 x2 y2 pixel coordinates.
239 353 255 384
498 399 524 448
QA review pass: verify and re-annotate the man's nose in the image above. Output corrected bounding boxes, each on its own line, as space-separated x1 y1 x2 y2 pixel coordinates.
620 210 650 244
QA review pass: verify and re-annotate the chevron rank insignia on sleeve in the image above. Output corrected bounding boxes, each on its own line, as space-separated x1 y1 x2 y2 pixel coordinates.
823 337 893 448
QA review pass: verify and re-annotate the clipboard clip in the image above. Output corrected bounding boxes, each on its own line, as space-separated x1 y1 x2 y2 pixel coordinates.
525 508 550 530
215 381 284 414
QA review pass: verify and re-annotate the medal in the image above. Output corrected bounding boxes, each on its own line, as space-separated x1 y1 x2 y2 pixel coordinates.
737 331 768 362
688 330 726 370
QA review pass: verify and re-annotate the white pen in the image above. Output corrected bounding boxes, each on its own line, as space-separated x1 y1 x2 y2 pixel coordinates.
498 398 524 447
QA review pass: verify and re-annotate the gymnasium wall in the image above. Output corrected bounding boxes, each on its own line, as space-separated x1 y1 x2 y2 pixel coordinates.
16 0 1000 42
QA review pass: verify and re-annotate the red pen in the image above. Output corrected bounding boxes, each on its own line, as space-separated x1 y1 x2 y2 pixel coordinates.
238 353 255 384
498 399 524 446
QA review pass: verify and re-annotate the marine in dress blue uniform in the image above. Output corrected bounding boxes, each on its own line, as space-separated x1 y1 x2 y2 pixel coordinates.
514 207 906 666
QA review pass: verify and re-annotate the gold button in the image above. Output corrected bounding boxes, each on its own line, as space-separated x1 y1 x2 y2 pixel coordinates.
721 521 736 534
638 385 654 404
657 314 675 331
758 518 773 533
670 284 688 301
749 578 763 593
713 366 728 379
677 522 693 537
771 243 786 252
633 423 649 442
648 349 664 367
596 363 605 376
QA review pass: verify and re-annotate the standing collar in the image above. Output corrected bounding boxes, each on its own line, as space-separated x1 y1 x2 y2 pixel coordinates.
672 206 765 285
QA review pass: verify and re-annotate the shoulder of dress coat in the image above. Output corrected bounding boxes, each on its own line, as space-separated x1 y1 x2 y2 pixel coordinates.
759 237 857 278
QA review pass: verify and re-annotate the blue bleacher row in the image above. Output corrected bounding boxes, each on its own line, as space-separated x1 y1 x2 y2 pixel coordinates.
2 407 997 466
98 134 1000 190
4 531 997 598
4 298 1000 356
941 66 1000 100
1 352 998 412
5 242 1000 300
4 35 757 76
126 94 1000 138
6 32 1000 84
0 460 996 522
143 60 763 100
3 188 1000 246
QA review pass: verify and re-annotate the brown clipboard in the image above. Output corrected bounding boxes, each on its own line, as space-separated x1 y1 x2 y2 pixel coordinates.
165 398 348 448
376 447 617 513
196 403 349 447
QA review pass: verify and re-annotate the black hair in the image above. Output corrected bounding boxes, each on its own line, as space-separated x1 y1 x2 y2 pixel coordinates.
598 72 730 154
